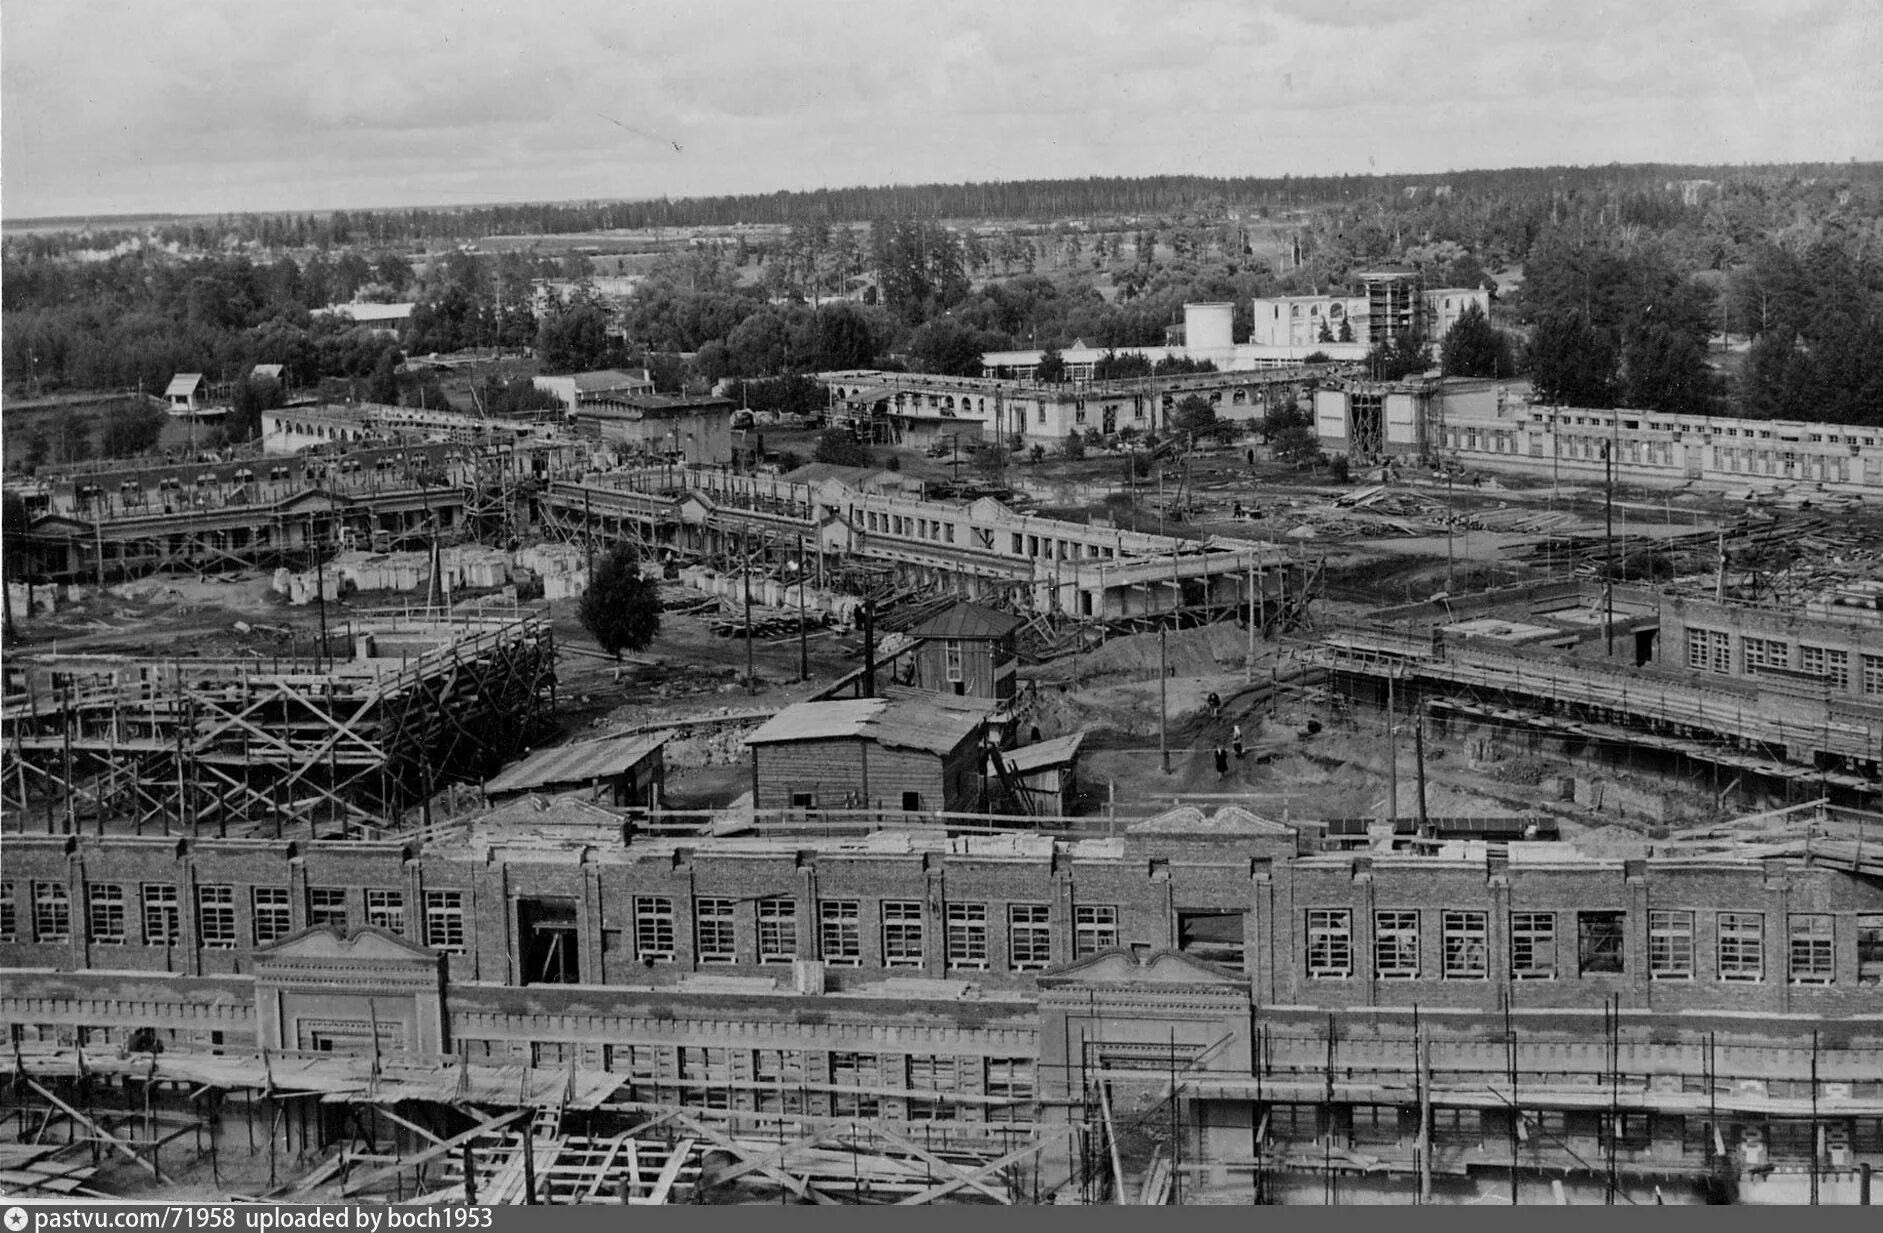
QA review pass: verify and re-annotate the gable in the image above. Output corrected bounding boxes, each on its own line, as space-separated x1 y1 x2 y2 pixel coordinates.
1041 947 1246 987
255 924 437 963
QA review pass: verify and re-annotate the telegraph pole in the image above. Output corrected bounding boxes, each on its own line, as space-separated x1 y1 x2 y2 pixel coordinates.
1158 624 1171 774
796 531 810 683
1386 667 1398 821
742 524 756 696
1604 441 1616 657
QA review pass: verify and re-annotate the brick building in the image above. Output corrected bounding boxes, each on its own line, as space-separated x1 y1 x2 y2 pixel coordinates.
3 799 1879 1198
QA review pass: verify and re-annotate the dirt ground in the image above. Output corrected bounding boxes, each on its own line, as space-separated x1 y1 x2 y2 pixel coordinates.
7 439 1848 837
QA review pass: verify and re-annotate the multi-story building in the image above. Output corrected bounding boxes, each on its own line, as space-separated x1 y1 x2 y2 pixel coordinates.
3 800 1878 1200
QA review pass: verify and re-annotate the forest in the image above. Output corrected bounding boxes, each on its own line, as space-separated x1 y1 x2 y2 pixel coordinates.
5 160 1881 462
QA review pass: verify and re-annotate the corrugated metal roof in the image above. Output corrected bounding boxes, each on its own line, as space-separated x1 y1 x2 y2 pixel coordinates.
745 696 983 756
908 600 1024 642
484 731 668 795
165 373 203 396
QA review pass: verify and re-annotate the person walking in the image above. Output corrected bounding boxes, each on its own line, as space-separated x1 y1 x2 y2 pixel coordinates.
1207 691 1222 720
1213 746 1229 778
1231 723 1245 759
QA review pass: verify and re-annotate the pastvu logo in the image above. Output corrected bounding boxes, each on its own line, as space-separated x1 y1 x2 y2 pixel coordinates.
4 1206 29 1233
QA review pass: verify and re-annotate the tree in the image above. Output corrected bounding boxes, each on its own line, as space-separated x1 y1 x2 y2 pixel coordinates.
1172 394 1217 439
1266 395 1322 464
98 404 168 458
366 348 402 405
813 427 869 468
579 547 663 662
1034 349 1067 383
1527 315 1619 408
1060 428 1086 461
1366 332 1431 382
1336 317 1355 343
1440 303 1514 378
227 375 286 442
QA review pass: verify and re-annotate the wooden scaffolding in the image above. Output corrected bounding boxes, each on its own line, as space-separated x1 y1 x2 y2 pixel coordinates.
0 612 557 837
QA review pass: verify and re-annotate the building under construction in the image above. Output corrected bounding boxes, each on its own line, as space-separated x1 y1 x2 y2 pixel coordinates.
1 610 558 838
1314 577 1883 809
1 789 1878 1204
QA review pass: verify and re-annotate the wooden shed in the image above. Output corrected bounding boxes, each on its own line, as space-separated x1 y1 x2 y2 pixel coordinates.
484 731 668 807
744 695 987 816
994 732 1084 817
906 600 1024 700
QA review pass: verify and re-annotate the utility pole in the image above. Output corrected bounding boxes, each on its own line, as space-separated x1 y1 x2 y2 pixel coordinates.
1413 704 1430 831
1158 623 1171 774
1386 667 1398 821
742 524 755 696
1445 463 1456 594
1245 559 1256 685
1604 441 1616 657
796 531 810 684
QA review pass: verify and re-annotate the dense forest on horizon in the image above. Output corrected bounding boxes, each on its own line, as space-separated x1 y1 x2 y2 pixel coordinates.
6 159 1882 461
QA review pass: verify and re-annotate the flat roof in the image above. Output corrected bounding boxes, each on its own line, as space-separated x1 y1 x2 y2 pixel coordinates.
745 696 985 756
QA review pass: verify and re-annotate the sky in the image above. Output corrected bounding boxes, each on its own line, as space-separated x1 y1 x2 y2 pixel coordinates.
3 0 1880 220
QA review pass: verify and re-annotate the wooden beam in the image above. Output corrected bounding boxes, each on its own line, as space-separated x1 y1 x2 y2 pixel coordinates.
340 1108 527 1197
639 1137 695 1206
25 1080 168 1183
867 1123 1014 1205
894 1140 1044 1206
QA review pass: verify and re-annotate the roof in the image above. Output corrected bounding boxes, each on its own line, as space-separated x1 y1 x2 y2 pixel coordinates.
165 373 204 396
562 369 655 393
908 600 1024 642
578 392 733 413
250 364 285 380
325 301 415 322
1002 732 1085 774
783 463 907 489
484 731 668 795
745 696 985 756
1129 804 1295 835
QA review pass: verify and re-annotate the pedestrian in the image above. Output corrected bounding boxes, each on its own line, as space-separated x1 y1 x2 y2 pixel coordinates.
1232 723 1244 759
1213 746 1229 777
1207 691 1221 720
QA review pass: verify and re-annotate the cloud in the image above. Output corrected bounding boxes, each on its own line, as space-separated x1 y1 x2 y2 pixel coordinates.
3 0 1879 218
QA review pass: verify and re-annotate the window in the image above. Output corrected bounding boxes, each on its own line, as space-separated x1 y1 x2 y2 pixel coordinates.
307 887 348 931
0 884 15 942
1510 912 1556 979
1718 912 1763 981
901 791 923 811
633 896 674 962
1074 905 1119 957
1858 915 1883 984
143 884 179 945
30 881 72 943
944 640 964 683
1178 910 1245 969
197 885 236 949
1443 911 1488 979
945 902 988 970
366 889 404 934
906 1055 960 1122
87 883 126 944
1742 637 1789 672
984 1058 1033 1123
1009 904 1052 971
1789 915 1834 984
1307 909 1352 979
252 887 292 944
1577 912 1625 975
1862 654 1883 696
1687 628 1730 674
1648 911 1694 979
757 896 797 964
425 890 465 953
829 1052 881 1118
819 900 861 966
881 900 924 968
1799 645 1851 688
1368 910 1419 979
695 897 736 964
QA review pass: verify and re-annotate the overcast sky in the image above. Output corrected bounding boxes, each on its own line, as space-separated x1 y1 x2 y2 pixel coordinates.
4 0 1879 220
